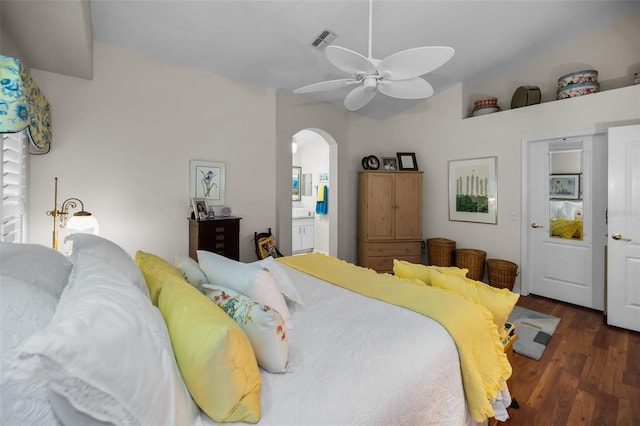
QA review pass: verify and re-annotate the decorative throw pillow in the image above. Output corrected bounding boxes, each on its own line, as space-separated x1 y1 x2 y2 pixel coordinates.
430 270 519 330
203 284 289 373
134 250 186 305
197 250 292 327
18 252 199 426
175 254 209 289
393 259 469 285
66 234 149 298
257 236 279 259
0 242 73 299
257 257 304 306
158 274 261 423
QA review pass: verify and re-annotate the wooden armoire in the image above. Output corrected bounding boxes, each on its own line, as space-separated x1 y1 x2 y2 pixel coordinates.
357 171 423 273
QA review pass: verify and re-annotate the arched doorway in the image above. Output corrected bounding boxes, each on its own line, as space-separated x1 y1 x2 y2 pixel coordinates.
291 128 338 256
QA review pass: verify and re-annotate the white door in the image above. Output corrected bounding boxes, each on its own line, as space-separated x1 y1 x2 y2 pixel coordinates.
607 125 640 331
523 130 606 309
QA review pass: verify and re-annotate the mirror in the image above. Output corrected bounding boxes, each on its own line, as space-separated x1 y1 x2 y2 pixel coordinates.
292 166 301 201
549 148 583 240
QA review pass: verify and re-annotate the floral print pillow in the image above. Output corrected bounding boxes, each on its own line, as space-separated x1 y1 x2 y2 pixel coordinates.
202 284 289 373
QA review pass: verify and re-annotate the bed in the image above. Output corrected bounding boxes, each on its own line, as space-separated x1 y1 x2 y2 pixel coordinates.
1 234 515 426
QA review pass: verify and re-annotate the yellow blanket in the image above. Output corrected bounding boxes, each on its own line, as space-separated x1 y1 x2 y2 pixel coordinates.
277 253 511 422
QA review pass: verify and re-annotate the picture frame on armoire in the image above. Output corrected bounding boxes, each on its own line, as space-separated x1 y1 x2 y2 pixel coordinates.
397 152 418 170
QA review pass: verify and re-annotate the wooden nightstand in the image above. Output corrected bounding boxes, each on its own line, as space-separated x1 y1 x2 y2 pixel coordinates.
189 217 241 261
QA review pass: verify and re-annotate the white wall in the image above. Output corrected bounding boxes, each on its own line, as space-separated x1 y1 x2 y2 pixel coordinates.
348 85 638 290
275 90 349 259
343 13 639 289
23 10 640 274
29 41 277 262
463 11 640 116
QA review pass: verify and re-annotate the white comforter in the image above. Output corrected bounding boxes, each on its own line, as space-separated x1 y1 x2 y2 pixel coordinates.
199 264 479 426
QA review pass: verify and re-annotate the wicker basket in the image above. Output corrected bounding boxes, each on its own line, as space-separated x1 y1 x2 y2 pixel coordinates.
486 259 518 290
426 238 456 266
455 249 487 281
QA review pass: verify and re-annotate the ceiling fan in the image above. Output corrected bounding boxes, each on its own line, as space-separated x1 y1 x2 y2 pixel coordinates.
294 0 455 111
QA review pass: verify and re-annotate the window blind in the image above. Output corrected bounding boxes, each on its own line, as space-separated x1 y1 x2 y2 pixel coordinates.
1 131 28 243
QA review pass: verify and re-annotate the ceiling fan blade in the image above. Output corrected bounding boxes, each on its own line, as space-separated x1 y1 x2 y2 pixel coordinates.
325 45 377 75
293 78 356 94
378 78 434 99
344 85 377 111
377 46 455 81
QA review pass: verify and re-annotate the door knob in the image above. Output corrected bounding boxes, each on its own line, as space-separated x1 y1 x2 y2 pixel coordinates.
531 223 543 228
611 233 631 242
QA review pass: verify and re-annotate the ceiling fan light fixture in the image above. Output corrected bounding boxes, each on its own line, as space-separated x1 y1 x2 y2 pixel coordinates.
294 0 454 111
363 77 377 90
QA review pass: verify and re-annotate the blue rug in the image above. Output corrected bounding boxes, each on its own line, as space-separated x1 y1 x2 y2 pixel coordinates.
507 306 560 360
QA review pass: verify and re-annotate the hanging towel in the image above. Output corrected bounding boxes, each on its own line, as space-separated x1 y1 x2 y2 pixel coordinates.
316 185 328 215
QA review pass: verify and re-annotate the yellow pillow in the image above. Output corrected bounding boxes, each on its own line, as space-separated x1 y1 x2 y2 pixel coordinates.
550 218 580 239
430 271 519 330
393 259 468 285
158 274 261 423
134 250 185 305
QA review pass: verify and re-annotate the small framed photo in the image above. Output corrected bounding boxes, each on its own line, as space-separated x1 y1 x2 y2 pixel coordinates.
550 174 580 199
397 152 418 171
381 156 398 170
191 198 208 220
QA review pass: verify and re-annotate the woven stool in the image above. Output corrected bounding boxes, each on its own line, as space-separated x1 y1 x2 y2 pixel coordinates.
455 249 486 281
426 238 456 267
486 259 518 290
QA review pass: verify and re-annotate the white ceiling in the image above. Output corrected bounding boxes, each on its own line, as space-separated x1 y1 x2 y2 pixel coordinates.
3 1 639 119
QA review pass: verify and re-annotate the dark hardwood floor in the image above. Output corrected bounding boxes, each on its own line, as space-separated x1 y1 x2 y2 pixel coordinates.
501 294 640 426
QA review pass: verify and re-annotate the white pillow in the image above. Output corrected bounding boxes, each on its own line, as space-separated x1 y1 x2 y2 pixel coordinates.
255 257 304 306
0 242 73 299
202 284 289 373
18 252 199 426
1 276 59 425
65 233 149 298
175 254 208 289
197 250 292 328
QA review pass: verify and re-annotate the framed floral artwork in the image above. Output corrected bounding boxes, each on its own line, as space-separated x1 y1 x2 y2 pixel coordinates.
190 160 226 206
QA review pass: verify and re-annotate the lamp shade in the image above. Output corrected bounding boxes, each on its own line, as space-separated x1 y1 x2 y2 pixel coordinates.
66 214 99 235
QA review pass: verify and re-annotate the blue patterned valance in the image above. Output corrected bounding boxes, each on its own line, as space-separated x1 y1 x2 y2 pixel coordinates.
0 55 51 154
